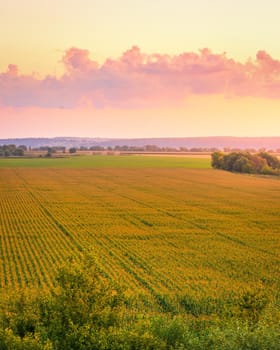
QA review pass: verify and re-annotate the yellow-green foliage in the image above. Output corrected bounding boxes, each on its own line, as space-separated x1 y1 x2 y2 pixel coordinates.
1 254 280 349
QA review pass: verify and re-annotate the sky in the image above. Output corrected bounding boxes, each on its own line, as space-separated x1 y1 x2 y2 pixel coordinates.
1 0 280 138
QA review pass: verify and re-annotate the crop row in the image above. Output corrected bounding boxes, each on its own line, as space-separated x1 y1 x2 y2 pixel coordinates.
0 168 279 310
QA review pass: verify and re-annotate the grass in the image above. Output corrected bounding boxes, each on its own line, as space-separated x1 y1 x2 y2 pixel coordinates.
0 155 211 168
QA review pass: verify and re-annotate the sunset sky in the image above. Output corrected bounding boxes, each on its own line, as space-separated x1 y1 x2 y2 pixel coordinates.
1 0 280 138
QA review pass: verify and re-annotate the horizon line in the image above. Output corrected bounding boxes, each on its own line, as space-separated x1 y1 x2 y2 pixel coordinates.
1 135 280 140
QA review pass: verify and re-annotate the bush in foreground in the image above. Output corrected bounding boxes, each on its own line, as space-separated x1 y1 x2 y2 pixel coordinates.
0 254 279 349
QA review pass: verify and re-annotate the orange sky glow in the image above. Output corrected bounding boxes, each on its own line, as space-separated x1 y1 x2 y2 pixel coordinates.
1 0 280 137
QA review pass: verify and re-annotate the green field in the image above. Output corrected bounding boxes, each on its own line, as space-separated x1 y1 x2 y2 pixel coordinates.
0 156 279 348
0 154 210 168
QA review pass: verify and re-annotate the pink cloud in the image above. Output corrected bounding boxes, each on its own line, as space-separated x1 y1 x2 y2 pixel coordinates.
7 64 19 76
1 47 280 109
256 50 280 74
62 47 98 73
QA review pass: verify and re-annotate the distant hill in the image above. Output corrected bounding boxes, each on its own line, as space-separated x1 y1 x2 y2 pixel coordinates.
0 136 280 150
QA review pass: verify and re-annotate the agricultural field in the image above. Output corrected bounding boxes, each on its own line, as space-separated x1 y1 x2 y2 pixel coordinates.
0 154 210 169
0 156 279 316
0 155 280 348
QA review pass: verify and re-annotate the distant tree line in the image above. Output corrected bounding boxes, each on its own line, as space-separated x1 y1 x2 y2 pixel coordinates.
76 145 226 152
74 145 221 152
3 144 280 156
81 145 280 153
64 145 222 154
32 146 66 153
0 145 25 157
211 151 280 175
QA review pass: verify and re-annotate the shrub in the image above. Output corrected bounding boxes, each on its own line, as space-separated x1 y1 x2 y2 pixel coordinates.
0 254 279 349
211 151 280 175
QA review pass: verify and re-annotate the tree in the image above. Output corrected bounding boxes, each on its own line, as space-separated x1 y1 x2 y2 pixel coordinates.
38 255 125 349
0 145 25 157
258 152 280 169
211 151 280 175
211 151 225 169
69 147 77 154
45 148 53 158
